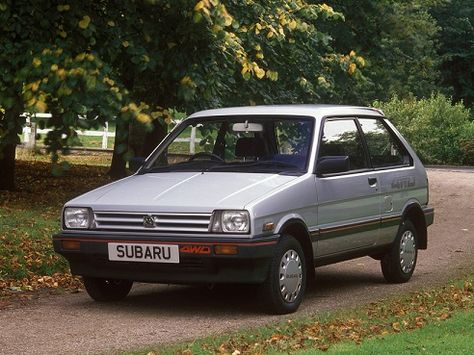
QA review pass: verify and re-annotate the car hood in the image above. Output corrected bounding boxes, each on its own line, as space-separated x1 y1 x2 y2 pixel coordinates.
67 172 300 212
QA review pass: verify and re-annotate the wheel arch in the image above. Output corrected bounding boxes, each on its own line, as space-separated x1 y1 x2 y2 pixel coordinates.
277 218 315 281
402 203 427 249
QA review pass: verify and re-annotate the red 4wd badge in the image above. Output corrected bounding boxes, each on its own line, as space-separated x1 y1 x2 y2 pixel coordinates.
179 245 211 254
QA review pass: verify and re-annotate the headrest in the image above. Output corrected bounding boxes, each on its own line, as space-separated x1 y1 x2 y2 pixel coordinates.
235 137 265 157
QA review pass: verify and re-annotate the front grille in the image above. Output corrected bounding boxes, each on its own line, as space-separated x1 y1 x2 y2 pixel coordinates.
93 211 212 233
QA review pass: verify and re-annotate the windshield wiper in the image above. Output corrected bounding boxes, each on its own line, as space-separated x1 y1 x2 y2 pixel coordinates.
205 160 299 172
142 160 217 174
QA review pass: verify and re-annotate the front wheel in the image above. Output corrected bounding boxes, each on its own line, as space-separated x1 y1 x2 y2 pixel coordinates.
83 277 133 302
259 235 307 314
381 220 418 283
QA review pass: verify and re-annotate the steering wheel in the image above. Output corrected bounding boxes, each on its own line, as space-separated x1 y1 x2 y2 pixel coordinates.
188 152 224 162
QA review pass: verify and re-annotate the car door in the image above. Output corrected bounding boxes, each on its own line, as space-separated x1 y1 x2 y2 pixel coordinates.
314 118 381 257
357 117 414 246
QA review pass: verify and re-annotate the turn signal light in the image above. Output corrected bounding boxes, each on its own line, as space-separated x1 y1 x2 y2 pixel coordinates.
214 245 238 255
62 240 80 250
262 222 275 232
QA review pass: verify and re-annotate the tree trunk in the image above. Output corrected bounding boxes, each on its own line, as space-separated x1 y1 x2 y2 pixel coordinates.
0 143 16 191
108 65 135 179
0 97 24 191
108 120 129 179
142 120 167 157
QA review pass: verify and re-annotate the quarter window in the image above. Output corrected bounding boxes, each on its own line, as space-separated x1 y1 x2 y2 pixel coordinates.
358 118 410 168
318 119 368 171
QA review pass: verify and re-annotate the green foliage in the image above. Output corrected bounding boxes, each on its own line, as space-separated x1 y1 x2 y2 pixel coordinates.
431 0 474 108
373 94 474 164
0 1 364 169
220 1 366 105
0 0 140 165
324 0 440 104
459 139 474 165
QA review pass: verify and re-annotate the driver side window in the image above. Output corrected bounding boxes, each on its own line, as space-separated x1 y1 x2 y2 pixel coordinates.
319 119 368 171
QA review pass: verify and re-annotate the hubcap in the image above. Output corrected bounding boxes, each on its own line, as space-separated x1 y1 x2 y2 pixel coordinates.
400 230 416 273
279 249 303 303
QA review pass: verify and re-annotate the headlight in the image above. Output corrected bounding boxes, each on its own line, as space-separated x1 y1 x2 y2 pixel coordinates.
64 207 91 229
210 210 250 233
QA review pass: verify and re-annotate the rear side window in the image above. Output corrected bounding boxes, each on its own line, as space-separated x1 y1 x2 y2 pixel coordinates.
319 119 368 171
358 118 411 168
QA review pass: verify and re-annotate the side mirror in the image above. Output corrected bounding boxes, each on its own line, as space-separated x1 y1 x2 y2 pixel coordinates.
316 156 350 176
129 157 146 173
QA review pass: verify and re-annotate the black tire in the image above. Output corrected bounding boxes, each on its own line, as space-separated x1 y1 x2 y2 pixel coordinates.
259 235 307 314
381 220 418 283
83 277 133 302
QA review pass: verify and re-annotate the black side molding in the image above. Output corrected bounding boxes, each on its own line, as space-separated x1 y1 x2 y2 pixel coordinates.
423 207 435 227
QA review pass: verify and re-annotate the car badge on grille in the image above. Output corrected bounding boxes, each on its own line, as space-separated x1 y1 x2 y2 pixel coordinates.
143 215 155 228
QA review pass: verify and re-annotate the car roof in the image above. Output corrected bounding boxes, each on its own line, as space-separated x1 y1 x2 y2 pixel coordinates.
188 104 384 119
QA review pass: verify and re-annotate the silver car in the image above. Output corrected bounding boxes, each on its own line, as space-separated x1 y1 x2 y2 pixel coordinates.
53 105 434 314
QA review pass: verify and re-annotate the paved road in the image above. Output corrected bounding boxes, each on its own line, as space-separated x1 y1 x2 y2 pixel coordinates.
0 169 473 354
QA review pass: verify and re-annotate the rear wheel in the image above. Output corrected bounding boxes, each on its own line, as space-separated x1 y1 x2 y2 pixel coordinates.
259 235 306 314
83 277 133 302
381 220 418 283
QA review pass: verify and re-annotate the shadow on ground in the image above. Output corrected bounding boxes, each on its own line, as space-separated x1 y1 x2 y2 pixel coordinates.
72 259 388 317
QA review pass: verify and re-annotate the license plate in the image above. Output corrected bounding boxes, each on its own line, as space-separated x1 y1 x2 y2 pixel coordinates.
108 243 179 264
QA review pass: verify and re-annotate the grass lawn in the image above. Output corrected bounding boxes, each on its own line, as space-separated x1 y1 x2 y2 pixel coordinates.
77 134 115 149
30 133 115 150
0 156 112 292
312 309 474 354
135 276 473 354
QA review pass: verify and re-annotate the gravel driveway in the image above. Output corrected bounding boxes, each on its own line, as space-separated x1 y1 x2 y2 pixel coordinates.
0 169 473 355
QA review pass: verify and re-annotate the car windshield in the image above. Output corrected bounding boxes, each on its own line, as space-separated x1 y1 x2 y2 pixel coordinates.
142 115 314 174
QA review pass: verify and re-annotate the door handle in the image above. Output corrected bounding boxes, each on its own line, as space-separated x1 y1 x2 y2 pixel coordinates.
368 177 377 187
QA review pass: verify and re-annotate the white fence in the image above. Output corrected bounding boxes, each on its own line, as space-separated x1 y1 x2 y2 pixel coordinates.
22 114 199 152
23 120 115 150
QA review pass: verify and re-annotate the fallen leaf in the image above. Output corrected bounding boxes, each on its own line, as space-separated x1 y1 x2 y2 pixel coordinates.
318 344 330 351
439 313 450 320
0 301 12 310
464 281 473 292
391 322 401 332
269 334 284 342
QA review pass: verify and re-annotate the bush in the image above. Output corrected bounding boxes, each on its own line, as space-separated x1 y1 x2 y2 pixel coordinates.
373 94 474 165
460 139 474 165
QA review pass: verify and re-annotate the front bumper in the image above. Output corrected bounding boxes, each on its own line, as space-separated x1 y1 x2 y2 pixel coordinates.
53 233 279 284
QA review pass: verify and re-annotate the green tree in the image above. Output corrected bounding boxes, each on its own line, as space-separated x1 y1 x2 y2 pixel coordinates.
219 1 365 105
83 0 367 175
0 0 363 190
129 1 366 163
0 0 238 187
0 1 155 189
322 0 440 103
431 0 474 109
